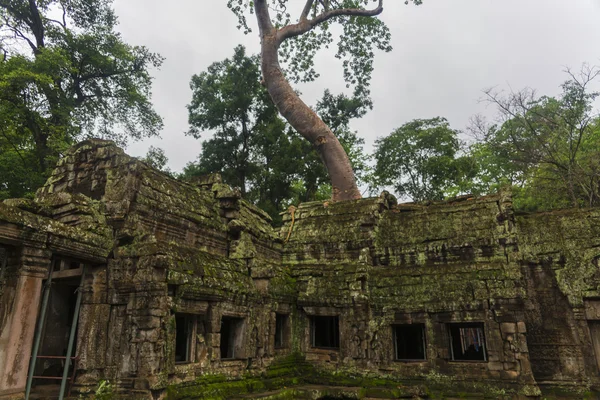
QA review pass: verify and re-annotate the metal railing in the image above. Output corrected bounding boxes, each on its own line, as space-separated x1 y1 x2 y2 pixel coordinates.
29 355 79 397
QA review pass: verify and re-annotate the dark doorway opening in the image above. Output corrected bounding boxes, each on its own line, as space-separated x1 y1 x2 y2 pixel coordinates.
393 324 426 360
310 316 340 349
175 314 196 363
275 313 289 349
33 278 80 388
448 323 487 361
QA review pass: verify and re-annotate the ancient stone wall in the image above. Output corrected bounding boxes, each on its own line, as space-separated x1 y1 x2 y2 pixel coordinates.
1 140 600 399
30 141 292 396
281 192 537 396
0 192 111 397
516 209 600 393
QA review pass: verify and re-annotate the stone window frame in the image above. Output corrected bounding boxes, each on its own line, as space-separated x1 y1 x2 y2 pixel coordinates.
174 313 199 364
447 322 488 362
392 323 427 362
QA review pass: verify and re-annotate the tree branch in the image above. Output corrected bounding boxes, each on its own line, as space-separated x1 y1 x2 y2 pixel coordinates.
300 0 315 21
45 17 67 31
61 1 67 28
27 0 45 48
78 66 141 82
277 0 383 43
0 125 28 166
2 17 38 53
254 0 275 36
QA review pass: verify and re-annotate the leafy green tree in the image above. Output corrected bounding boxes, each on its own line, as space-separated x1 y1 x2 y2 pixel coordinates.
0 127 44 200
373 117 474 201
184 46 370 222
0 0 163 198
228 0 422 201
142 146 172 175
186 45 280 196
472 66 600 209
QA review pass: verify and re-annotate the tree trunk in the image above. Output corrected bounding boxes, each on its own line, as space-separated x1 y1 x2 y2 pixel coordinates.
27 116 50 174
255 8 361 201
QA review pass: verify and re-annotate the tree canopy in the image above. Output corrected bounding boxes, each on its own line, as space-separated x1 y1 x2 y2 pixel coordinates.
373 117 475 202
186 45 280 197
0 0 162 199
183 45 370 222
468 66 600 210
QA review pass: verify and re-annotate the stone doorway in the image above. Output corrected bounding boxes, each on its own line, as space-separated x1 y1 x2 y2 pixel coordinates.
30 258 84 397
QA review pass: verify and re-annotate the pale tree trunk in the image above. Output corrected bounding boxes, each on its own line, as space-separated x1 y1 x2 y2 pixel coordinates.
254 0 362 201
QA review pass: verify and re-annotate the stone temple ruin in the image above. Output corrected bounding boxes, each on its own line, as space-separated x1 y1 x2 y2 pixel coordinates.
1 140 600 399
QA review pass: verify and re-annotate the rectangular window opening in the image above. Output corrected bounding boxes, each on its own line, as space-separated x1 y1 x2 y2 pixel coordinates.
275 313 289 349
448 323 487 362
220 317 245 359
69 260 81 270
393 324 426 361
175 314 197 363
588 321 600 371
310 315 340 349
167 284 177 297
50 256 84 277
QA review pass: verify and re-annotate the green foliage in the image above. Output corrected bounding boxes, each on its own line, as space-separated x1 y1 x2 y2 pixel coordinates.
373 117 475 201
183 46 370 222
0 128 44 200
94 379 114 400
0 0 162 198
469 66 600 211
186 45 279 196
142 146 172 176
227 0 423 105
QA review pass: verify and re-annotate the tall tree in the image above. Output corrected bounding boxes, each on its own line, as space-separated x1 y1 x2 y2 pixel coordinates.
227 0 422 201
472 65 600 209
184 46 370 222
142 146 172 175
0 0 163 198
186 45 279 196
0 125 44 200
373 117 475 202
294 89 372 201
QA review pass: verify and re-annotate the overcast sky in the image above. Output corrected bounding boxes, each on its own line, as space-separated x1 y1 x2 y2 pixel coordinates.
112 0 600 173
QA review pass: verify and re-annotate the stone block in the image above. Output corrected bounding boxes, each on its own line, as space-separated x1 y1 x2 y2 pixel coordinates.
501 370 519 380
500 322 517 334
488 361 505 371
504 361 520 371
136 316 161 330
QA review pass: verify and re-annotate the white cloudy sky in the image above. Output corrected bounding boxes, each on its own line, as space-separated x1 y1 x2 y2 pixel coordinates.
112 0 600 173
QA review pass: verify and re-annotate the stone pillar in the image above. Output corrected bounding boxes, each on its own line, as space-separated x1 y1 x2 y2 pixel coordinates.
0 246 51 397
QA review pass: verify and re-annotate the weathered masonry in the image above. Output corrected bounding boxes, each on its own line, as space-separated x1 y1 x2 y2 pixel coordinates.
1 140 600 399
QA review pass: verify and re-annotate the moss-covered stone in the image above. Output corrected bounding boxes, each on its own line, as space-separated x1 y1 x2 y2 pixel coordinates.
4 141 600 400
